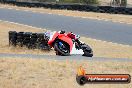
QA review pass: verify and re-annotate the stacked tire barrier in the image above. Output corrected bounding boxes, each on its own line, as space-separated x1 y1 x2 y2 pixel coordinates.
1 1 132 15
9 31 51 50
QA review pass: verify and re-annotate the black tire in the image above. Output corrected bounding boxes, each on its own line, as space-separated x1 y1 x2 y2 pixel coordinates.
54 41 70 56
8 31 17 38
23 40 30 44
16 39 23 44
17 32 23 35
29 37 38 49
23 37 30 46
31 33 38 38
17 32 24 39
8 31 17 46
76 75 87 85
27 43 36 49
83 51 93 57
31 37 37 40
37 33 44 38
23 40 30 43
81 44 93 57
16 32 24 46
17 36 23 39
56 51 62 55
23 32 31 37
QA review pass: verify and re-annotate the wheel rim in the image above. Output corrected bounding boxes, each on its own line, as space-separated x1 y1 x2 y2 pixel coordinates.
58 42 69 53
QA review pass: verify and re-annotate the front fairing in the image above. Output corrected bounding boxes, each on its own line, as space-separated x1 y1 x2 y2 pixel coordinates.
47 31 85 55
58 34 73 52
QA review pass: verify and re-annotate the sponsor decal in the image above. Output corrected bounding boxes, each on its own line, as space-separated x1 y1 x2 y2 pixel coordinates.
76 66 131 85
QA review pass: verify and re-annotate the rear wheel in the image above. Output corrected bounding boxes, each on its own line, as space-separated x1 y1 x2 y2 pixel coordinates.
54 41 70 56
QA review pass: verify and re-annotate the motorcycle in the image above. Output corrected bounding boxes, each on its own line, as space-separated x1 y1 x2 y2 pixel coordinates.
48 31 93 57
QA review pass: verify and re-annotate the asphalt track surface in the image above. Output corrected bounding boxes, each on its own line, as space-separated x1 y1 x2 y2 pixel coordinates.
0 8 132 45
0 53 132 62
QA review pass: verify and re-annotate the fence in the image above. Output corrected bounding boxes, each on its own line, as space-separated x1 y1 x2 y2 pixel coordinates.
0 0 132 15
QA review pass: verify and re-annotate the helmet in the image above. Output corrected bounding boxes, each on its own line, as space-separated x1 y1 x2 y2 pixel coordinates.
76 35 80 39
60 30 65 34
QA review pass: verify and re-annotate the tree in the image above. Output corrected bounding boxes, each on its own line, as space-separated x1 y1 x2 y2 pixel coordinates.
121 0 127 6
81 0 98 4
111 0 127 6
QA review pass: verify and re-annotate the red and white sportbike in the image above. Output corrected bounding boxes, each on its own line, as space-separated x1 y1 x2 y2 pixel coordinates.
48 31 93 57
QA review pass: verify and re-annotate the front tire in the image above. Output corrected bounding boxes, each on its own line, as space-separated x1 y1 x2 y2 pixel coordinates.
81 44 93 57
55 51 62 55
82 51 93 57
54 41 70 56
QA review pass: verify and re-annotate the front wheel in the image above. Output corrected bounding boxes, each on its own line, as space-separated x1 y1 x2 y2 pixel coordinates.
54 41 70 56
82 51 93 57
81 44 93 57
55 51 62 55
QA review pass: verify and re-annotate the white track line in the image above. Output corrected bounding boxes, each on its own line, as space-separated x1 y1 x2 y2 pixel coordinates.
0 6 131 25
0 19 131 47
0 19 45 30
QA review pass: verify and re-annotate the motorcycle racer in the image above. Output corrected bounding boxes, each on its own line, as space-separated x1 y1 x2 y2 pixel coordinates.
59 31 81 43
48 30 93 57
